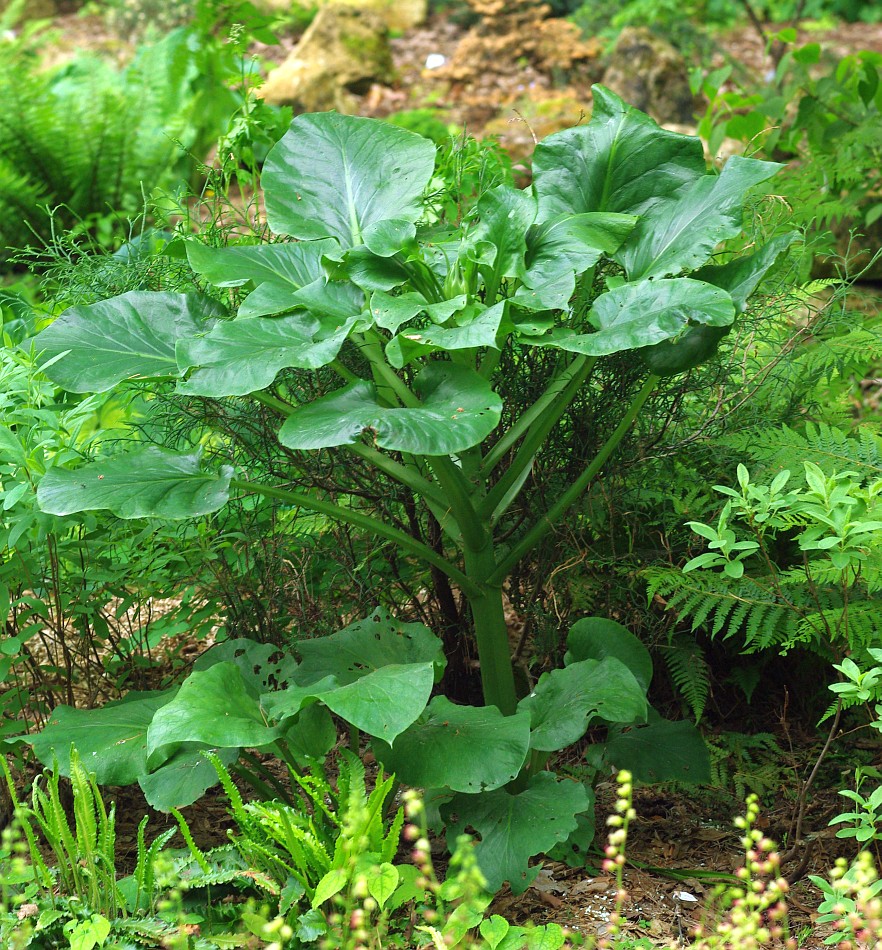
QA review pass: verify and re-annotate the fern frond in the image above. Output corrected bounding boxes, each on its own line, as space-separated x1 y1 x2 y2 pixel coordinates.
661 633 710 722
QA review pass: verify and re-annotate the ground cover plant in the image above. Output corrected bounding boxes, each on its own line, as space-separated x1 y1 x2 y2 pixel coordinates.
14 87 801 894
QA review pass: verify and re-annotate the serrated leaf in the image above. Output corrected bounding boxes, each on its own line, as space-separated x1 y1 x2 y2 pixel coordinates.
264 113 436 247
31 292 225 392
443 772 590 893
37 447 233 519
373 696 531 792
278 363 502 455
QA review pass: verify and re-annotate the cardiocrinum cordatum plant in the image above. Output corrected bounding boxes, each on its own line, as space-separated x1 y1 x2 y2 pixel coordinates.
23 87 796 891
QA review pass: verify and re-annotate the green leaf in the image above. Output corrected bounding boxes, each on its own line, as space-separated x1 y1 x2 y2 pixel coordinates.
312 867 349 908
147 662 283 756
605 712 711 784
616 156 783 279
525 278 734 356
30 689 177 785
480 916 511 949
519 657 648 752
373 696 531 792
367 863 399 910
282 703 338 763
564 617 653 692
186 239 335 297
176 312 359 396
31 292 225 393
321 662 435 742
264 113 436 247
521 212 638 308
193 638 299 693
278 363 503 455
294 609 445 686
693 231 800 312
443 771 590 893
332 245 411 292
368 290 429 334
363 219 417 257
37 447 233 520
139 744 239 812
532 85 706 221
385 301 506 368
468 185 537 288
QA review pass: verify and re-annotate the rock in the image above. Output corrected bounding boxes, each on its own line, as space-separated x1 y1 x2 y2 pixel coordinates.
601 27 697 125
482 93 591 163
260 4 394 112
272 0 427 33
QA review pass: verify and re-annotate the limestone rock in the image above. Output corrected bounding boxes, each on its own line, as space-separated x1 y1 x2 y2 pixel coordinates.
262 0 427 32
260 3 394 112
601 27 696 125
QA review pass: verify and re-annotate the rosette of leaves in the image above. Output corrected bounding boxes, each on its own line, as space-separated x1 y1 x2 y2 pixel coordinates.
26 88 794 890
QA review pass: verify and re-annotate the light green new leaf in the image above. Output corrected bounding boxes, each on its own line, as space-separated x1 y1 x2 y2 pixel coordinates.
139 744 239 812
523 278 735 356
37 447 233 520
363 219 417 257
616 156 783 279
519 657 648 752
564 616 653 692
521 212 637 308
264 113 436 247
29 689 177 785
320 662 435 742
373 696 531 792
147 662 283 755
532 85 706 222
278 363 502 455
293 609 445 686
176 312 358 396
368 290 428 333
32 292 225 393
443 772 590 893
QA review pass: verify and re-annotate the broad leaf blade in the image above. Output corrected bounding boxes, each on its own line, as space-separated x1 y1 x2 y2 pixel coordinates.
443 771 590 893
31 292 225 393
30 690 177 785
278 363 502 455
605 713 711 785
564 617 653 692
186 239 336 289
519 657 648 753
37 447 233 519
263 113 436 247
176 313 358 396
140 745 239 812
616 156 783 279
468 185 537 288
385 302 506 368
373 696 531 792
532 85 706 221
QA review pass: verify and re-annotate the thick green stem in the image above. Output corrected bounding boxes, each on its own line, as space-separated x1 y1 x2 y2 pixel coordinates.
428 456 487 551
488 374 660 585
346 443 446 507
230 478 480 598
463 542 518 716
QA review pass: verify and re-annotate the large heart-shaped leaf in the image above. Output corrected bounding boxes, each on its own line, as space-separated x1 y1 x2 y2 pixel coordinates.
37 447 233 520
615 156 783 279
532 85 706 222
523 278 735 356
604 711 711 785
320 662 435 742
139 744 239 812
564 617 653 693
385 302 506 368
468 186 537 289
176 312 358 396
263 113 436 247
32 292 225 393
30 689 177 785
443 771 590 893
373 696 531 792
193 638 300 693
278 363 502 455
519 657 648 753
521 212 637 308
147 662 283 756
293 609 445 686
